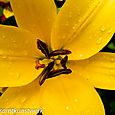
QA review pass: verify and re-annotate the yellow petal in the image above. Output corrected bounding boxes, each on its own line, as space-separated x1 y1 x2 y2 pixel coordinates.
40 75 105 115
0 25 42 87
10 0 57 45
0 80 41 115
51 0 115 60
0 75 104 115
68 52 115 90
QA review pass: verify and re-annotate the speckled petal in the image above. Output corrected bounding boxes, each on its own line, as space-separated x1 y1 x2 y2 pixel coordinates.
0 75 105 115
0 25 42 87
68 52 115 90
0 80 41 115
51 0 115 60
10 0 57 45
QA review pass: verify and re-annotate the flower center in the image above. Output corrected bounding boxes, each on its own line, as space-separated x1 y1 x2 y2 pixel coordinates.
35 39 72 86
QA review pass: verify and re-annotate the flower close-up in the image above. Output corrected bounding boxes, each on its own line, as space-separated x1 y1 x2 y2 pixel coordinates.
0 0 115 115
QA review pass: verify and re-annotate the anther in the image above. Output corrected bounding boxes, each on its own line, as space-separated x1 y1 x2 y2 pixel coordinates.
37 39 50 58
47 69 72 78
49 49 71 57
38 61 54 86
61 55 68 69
37 109 43 115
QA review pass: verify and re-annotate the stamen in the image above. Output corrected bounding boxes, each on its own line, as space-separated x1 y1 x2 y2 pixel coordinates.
49 49 71 57
36 39 72 85
47 69 72 78
37 109 43 115
37 39 50 58
38 61 54 86
61 55 68 69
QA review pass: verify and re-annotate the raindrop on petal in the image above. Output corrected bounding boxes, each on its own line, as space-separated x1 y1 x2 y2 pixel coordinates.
2 35 6 39
100 26 105 32
23 51 28 56
108 28 112 34
0 50 3 55
2 55 7 59
111 58 115 62
79 54 83 57
78 19 81 23
74 98 78 103
96 37 102 44
21 97 27 103
65 106 69 110
16 73 21 79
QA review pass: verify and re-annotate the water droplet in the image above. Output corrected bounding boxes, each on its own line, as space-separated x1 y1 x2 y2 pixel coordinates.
23 51 28 56
12 43 17 48
16 73 21 79
65 21 69 26
9 73 20 79
96 37 102 44
81 112 84 115
79 54 83 57
69 13 72 18
78 19 81 23
2 55 7 59
21 97 27 103
111 58 115 62
65 106 69 110
72 24 78 30
2 35 6 39
100 26 105 32
0 50 3 55
110 70 114 73
108 28 112 34
74 98 78 102
72 26 76 30
77 12 80 16
12 40 16 43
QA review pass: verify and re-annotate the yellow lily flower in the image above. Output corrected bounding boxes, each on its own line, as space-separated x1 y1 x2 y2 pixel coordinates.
0 0 115 114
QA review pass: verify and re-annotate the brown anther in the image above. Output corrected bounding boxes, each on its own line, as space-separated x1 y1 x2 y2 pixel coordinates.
37 109 43 115
47 69 72 78
37 39 50 58
35 60 45 70
49 49 71 57
38 61 54 86
61 55 68 69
